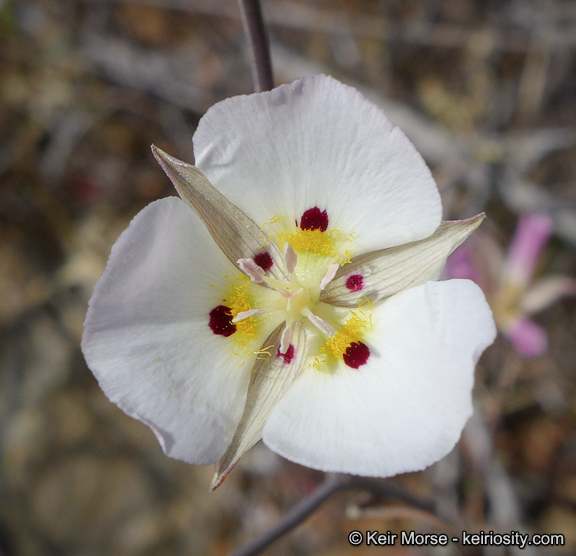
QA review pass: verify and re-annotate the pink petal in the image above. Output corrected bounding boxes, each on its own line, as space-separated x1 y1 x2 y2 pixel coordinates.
504 317 548 358
504 213 553 288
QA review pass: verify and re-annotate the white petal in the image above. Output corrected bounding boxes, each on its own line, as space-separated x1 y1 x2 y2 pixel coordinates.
263 280 496 477
82 198 252 465
193 75 442 253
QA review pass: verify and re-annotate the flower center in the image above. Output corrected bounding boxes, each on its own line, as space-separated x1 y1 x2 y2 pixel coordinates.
208 207 372 371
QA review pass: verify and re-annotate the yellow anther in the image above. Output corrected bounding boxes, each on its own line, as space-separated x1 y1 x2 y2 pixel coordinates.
258 235 272 248
318 308 372 364
340 249 353 266
357 296 373 311
226 281 258 345
253 343 275 362
254 344 274 356
260 214 284 231
279 229 337 256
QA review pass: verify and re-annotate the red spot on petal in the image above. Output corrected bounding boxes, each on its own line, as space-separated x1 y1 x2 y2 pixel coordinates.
277 344 295 364
346 274 364 292
254 252 273 271
300 207 329 232
343 342 370 369
209 305 236 337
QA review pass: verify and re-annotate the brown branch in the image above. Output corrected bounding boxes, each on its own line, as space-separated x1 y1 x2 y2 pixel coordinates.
231 474 443 556
237 0 274 92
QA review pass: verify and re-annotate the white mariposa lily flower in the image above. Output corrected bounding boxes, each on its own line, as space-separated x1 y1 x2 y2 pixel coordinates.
82 75 496 490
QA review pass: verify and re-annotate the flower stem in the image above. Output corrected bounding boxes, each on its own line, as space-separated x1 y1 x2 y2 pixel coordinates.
237 0 274 92
230 474 439 556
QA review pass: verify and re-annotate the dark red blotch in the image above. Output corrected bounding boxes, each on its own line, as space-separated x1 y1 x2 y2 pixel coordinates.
346 274 364 292
209 305 236 337
300 207 329 232
277 344 295 364
254 251 273 271
343 342 370 369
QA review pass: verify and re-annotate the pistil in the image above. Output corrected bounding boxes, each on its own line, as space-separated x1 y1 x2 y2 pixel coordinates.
211 213 372 371
237 243 338 339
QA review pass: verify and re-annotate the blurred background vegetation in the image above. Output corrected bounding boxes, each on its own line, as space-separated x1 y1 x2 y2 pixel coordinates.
1 0 575 554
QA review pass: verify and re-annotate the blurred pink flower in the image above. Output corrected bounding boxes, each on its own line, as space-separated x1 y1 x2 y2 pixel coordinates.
445 213 575 358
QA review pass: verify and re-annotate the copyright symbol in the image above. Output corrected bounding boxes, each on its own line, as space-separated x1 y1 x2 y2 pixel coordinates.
348 531 363 546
